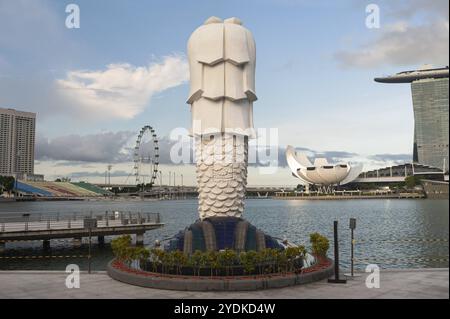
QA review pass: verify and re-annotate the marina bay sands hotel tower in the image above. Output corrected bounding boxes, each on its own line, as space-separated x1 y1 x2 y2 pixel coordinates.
375 66 449 172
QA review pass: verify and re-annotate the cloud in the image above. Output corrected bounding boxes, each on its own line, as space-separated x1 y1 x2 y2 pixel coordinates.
368 153 412 164
36 130 412 173
335 0 449 68
55 55 189 119
35 131 193 166
36 131 135 163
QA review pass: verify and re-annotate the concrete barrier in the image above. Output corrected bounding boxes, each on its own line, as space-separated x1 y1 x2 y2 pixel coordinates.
107 259 334 291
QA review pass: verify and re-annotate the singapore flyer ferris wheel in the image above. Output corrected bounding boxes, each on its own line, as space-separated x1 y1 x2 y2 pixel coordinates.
133 125 159 187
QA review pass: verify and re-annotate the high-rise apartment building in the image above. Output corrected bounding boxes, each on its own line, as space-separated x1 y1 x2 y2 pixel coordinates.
0 107 36 176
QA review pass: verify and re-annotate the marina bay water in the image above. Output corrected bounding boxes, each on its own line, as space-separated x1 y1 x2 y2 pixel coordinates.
0 199 448 270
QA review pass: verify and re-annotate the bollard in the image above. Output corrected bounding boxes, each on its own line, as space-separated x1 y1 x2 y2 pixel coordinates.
328 220 347 284
350 218 356 277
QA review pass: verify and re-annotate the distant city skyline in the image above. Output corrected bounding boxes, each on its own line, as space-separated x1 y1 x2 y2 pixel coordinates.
0 0 448 185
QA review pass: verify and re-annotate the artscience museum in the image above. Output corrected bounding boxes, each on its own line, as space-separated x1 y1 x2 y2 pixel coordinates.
286 145 363 187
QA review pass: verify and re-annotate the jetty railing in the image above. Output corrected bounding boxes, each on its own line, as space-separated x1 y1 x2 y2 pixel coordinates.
0 211 161 233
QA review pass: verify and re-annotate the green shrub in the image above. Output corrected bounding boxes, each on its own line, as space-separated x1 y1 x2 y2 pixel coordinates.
111 235 132 261
310 233 329 257
239 251 257 274
110 235 310 276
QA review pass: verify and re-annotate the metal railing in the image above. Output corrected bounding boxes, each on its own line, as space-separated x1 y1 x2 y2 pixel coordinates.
0 211 161 233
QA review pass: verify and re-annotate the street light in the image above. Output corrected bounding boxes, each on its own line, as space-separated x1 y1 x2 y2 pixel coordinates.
168 171 172 199
172 172 177 199
14 150 22 198
159 170 162 198
107 164 112 185
181 174 184 199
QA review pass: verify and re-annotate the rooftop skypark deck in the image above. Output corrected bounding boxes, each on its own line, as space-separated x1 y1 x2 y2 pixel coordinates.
375 66 449 83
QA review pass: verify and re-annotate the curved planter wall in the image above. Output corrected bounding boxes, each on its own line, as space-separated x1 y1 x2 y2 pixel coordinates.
107 259 334 291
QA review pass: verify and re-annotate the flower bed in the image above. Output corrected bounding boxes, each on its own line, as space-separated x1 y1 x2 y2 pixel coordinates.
107 233 333 290
110 234 329 277
107 256 333 291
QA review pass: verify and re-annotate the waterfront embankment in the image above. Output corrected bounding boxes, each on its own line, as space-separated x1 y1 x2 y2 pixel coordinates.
272 193 425 200
0 268 447 299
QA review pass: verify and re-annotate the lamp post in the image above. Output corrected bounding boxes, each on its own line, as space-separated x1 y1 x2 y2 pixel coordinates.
345 218 360 278
173 172 176 199
14 151 22 198
168 171 171 199
181 174 184 199
159 170 163 198
107 164 112 185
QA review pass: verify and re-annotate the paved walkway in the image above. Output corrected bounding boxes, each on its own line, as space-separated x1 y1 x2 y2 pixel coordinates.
0 268 448 299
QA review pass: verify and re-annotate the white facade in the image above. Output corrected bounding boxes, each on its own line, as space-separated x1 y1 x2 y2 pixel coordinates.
187 17 256 219
187 16 256 138
286 145 362 186
0 107 36 176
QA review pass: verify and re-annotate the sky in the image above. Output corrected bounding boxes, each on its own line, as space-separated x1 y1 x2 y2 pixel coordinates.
0 0 448 186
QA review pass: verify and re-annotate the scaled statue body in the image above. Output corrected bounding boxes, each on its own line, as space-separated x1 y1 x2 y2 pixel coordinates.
187 16 257 220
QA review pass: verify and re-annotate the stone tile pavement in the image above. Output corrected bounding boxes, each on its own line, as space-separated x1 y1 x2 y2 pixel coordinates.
0 268 448 299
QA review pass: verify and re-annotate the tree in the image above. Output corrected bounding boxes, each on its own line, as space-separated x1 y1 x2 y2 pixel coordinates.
172 250 187 275
205 251 219 277
219 249 237 276
405 176 422 189
0 176 15 194
240 251 258 275
190 250 204 276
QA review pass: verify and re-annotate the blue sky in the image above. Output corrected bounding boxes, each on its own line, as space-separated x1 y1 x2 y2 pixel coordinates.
0 0 448 185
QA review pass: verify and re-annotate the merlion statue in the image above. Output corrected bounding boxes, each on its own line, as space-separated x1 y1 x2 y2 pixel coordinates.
187 16 257 220
167 17 281 253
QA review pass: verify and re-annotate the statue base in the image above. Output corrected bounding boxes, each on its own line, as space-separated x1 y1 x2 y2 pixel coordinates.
166 217 284 254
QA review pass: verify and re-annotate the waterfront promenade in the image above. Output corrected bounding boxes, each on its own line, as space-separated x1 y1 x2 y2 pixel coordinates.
0 268 447 299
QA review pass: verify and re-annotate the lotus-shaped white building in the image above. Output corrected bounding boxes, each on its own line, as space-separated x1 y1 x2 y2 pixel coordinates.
286 145 363 186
